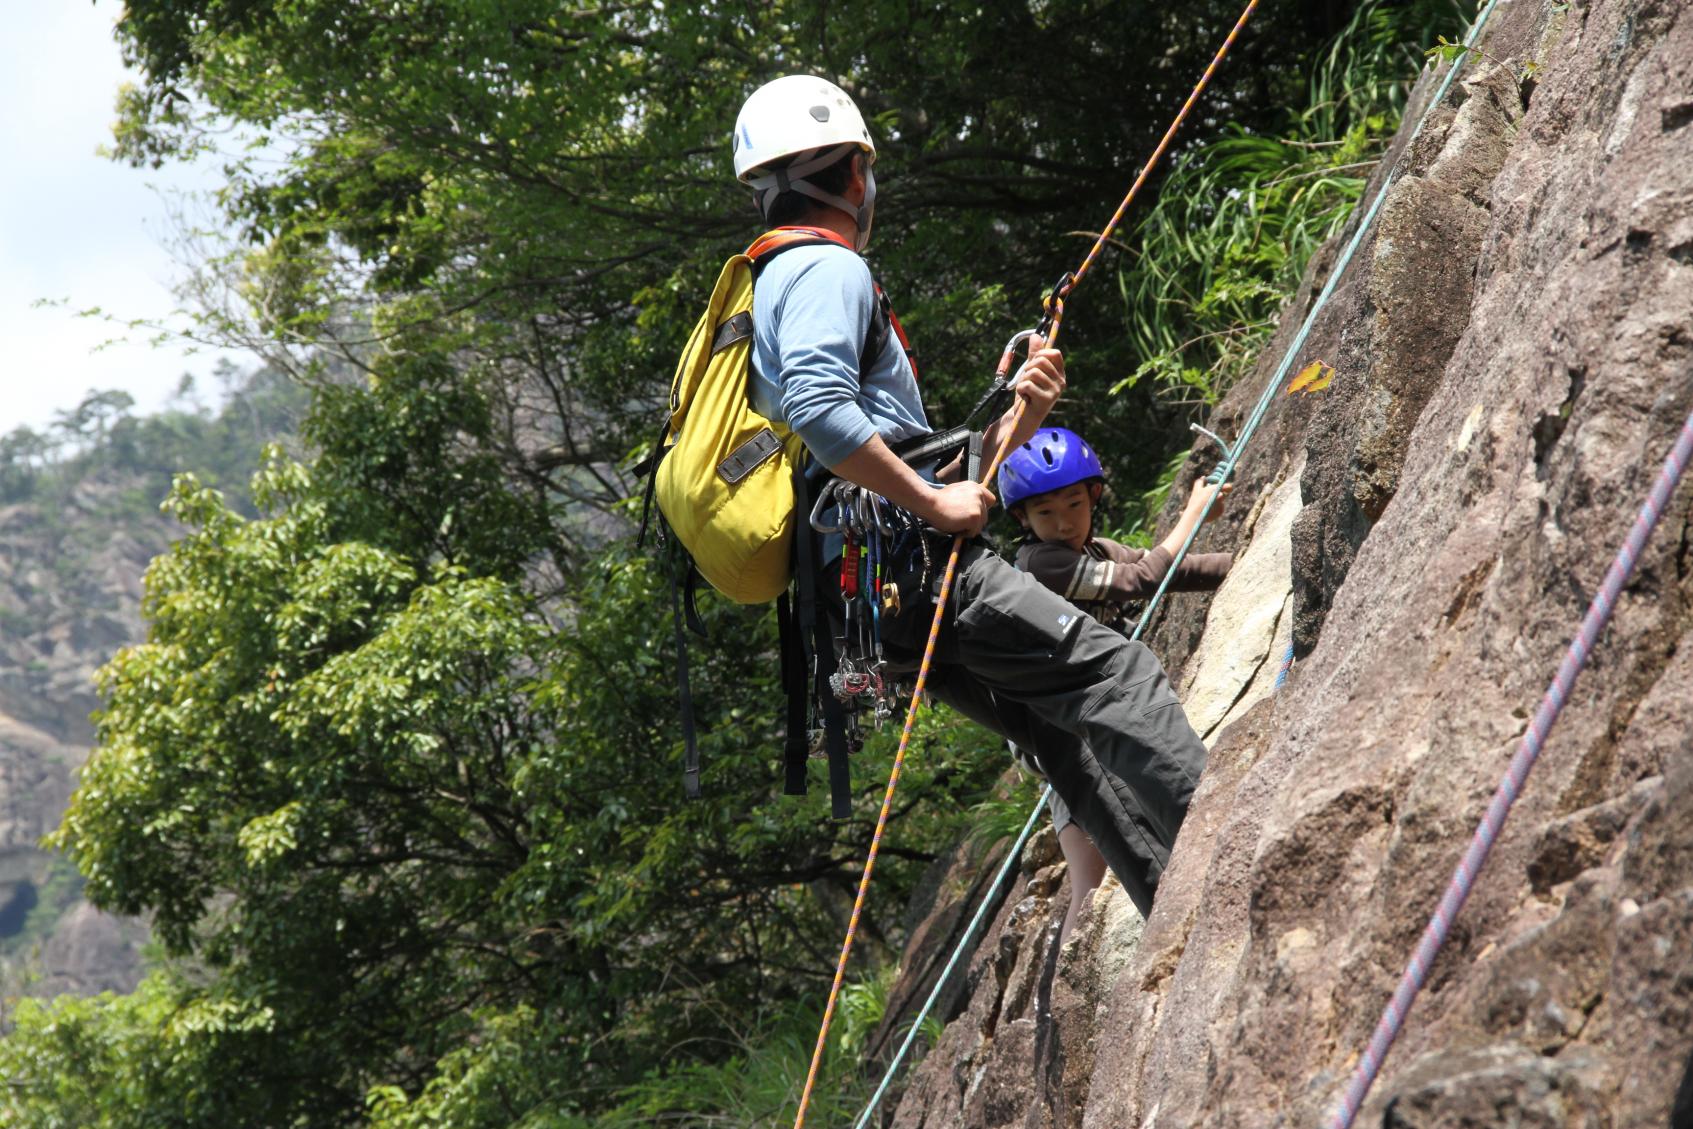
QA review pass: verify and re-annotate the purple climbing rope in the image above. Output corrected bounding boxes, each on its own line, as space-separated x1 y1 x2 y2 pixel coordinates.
1326 400 1693 1129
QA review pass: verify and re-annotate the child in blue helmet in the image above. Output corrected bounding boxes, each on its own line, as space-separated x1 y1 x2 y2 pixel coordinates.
1000 427 1232 941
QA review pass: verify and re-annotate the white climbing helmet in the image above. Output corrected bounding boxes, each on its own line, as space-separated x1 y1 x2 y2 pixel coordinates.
733 75 878 243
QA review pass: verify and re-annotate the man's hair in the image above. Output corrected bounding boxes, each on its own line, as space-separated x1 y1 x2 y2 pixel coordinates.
762 149 859 227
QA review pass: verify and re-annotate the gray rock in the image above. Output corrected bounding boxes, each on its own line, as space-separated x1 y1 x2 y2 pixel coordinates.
884 2 1693 1125
0 479 170 1001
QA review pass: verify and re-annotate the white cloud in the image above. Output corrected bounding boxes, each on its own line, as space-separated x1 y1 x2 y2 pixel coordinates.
0 2 245 436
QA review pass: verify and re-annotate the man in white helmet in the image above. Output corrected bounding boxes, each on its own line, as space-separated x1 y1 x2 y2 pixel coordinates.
734 75 1207 919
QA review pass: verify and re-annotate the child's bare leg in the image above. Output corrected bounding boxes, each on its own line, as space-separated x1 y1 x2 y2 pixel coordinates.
1058 824 1107 945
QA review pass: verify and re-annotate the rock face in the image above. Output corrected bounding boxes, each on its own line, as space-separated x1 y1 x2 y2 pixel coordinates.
0 485 164 1003
881 1 1693 1125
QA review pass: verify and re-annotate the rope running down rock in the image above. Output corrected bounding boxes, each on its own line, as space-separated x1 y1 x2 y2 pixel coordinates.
1326 402 1693 1127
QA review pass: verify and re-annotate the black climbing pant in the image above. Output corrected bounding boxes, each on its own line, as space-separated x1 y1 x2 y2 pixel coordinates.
880 536 1206 918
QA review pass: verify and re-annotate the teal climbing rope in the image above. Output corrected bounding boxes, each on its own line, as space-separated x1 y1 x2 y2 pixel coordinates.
849 3 1503 1122
850 788 1050 1129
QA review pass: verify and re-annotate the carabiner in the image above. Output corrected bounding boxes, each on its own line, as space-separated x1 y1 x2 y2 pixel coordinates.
859 491 895 536
1035 271 1076 338
809 478 851 533
993 328 1040 383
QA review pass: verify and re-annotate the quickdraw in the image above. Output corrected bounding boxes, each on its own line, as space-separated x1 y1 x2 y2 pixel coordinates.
810 478 921 739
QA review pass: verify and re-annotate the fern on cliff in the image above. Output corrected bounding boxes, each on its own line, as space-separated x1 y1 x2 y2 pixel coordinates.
1114 0 1466 407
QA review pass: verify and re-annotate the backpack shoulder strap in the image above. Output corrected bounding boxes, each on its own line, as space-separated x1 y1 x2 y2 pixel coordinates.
747 225 855 261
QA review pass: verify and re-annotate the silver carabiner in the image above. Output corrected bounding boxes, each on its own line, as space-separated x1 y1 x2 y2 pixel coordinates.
865 492 895 535
853 489 896 537
809 478 851 533
997 328 1040 388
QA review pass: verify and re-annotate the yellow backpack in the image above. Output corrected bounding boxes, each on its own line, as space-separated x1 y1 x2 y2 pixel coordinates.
641 227 904 810
652 227 894 603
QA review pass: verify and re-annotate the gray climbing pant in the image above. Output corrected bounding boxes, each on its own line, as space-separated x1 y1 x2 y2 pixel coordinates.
881 537 1206 918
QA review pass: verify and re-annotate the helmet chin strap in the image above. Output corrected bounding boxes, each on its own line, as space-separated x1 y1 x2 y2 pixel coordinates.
852 167 876 251
750 146 875 250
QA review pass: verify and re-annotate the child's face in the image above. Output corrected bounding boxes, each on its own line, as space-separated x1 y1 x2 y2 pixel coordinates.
1014 481 1097 552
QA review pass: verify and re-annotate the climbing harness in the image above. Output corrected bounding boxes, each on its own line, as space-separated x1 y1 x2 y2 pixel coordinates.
809 478 924 735
788 1 1263 1124
845 0 1513 1121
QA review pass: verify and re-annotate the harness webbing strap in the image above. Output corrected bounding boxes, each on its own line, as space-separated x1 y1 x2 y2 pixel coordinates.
786 457 819 797
817 646 854 821
671 564 702 800
785 455 855 819
779 592 811 798
880 286 918 380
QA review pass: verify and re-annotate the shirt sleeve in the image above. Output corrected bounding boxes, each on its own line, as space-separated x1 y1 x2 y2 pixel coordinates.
770 249 880 467
1165 549 1233 590
1017 540 1233 603
1097 541 1233 595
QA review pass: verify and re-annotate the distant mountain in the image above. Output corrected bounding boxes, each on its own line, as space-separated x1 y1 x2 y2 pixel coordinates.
0 367 304 1002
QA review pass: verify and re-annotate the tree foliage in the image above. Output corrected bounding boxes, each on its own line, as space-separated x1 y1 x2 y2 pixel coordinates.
107 0 1356 488
0 365 304 513
1114 0 1464 407
5 354 1000 1124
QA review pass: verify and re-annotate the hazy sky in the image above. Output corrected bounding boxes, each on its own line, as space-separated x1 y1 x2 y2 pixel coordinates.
1 3 241 437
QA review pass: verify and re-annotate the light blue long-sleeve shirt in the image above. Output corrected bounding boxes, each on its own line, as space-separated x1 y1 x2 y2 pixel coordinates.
748 243 929 468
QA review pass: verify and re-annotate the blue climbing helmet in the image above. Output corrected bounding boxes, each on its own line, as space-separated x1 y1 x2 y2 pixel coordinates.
997 427 1104 509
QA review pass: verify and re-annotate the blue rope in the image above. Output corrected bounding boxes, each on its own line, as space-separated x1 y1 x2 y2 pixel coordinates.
1274 641 1296 690
850 7 1503 1124
1327 400 1693 1128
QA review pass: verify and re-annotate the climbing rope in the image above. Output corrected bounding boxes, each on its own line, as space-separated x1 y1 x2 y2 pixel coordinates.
1274 641 1297 690
850 788 1050 1129
1326 400 1693 1126
788 4 1262 1125
846 1 1506 1121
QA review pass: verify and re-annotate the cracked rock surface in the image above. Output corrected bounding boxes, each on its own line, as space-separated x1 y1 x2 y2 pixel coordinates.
880 1 1693 1124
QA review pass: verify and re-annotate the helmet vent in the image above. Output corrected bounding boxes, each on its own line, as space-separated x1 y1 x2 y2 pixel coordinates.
810 105 831 122
1042 448 1055 467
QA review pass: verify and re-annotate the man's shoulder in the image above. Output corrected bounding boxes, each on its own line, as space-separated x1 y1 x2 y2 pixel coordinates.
757 240 872 290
